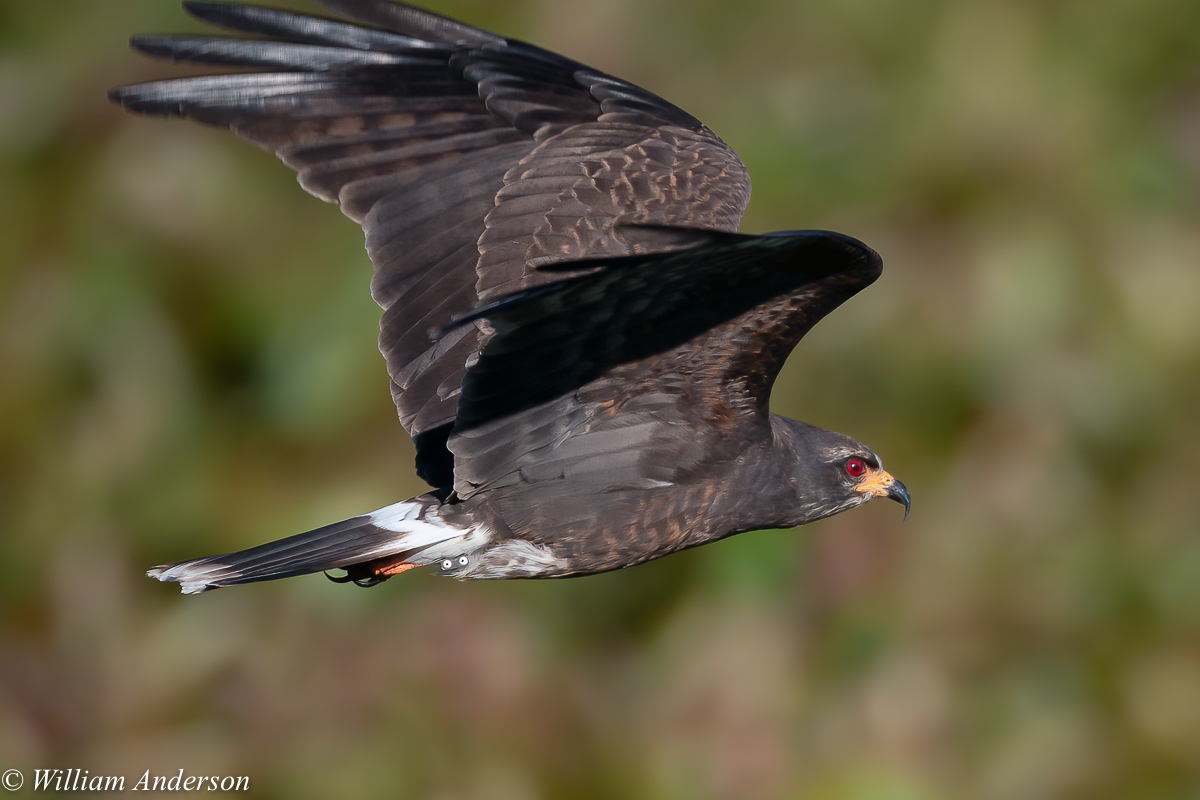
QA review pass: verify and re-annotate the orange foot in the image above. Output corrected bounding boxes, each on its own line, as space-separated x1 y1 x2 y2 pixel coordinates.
325 555 418 587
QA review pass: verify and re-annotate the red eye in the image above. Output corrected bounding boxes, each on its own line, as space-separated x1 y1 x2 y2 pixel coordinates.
846 458 867 478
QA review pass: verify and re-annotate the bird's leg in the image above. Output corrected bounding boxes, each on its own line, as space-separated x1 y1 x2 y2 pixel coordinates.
324 555 418 587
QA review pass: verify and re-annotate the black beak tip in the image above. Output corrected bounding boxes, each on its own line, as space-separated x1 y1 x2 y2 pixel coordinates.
887 479 911 521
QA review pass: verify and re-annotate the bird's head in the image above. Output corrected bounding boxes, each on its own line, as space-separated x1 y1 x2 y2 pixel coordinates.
781 421 910 525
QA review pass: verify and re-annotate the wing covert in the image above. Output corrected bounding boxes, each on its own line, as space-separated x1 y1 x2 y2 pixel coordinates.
446 229 883 498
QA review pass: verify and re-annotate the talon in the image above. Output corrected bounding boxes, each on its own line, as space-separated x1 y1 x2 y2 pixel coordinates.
326 557 419 588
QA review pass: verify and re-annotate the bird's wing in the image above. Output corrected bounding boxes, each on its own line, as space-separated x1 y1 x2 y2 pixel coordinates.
108 0 751 488
445 229 883 500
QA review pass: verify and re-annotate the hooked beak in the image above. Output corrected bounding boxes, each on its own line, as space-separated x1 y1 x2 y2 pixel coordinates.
854 469 911 521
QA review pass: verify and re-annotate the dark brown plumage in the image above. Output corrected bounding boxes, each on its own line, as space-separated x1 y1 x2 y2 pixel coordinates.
110 0 909 594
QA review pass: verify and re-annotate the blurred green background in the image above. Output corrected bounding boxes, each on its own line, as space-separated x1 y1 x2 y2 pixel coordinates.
2 0 1199 797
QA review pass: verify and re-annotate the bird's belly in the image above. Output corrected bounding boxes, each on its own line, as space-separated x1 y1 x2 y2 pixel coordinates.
459 481 732 578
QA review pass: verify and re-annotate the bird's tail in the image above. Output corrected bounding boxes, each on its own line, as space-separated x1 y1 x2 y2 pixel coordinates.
148 496 477 594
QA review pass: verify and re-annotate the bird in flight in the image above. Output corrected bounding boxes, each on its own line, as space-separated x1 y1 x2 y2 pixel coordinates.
110 0 910 594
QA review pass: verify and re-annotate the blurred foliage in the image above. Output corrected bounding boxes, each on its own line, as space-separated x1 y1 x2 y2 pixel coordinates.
2 0 1199 797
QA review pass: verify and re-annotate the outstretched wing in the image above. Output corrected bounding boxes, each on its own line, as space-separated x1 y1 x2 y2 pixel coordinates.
108 0 752 488
445 229 883 500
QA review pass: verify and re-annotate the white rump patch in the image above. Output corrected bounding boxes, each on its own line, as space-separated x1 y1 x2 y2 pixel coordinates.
366 500 489 563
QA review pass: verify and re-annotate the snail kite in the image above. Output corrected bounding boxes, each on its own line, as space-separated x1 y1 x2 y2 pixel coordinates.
110 0 910 593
